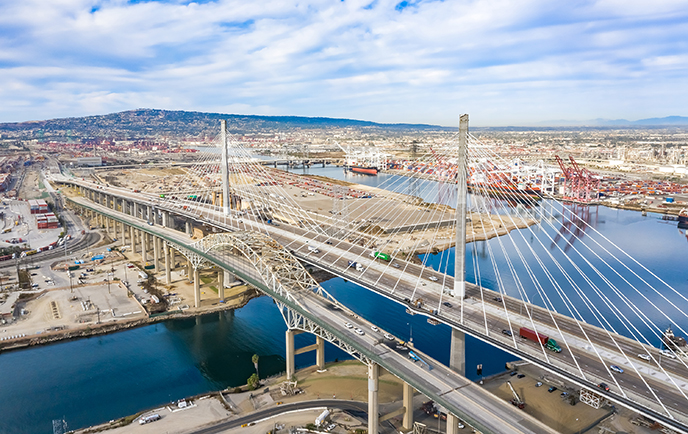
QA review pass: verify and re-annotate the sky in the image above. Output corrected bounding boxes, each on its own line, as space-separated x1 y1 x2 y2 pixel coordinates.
1 0 688 126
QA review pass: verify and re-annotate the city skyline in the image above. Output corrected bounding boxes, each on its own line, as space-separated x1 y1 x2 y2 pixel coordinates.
1 0 687 126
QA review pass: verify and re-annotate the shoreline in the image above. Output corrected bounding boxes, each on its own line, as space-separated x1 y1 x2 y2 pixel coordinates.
0 288 262 354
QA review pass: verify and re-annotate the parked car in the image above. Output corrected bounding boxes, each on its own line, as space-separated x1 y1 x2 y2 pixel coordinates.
535 382 543 387
548 386 557 393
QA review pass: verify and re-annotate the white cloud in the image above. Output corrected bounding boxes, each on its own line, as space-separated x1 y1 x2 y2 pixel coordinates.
0 0 688 125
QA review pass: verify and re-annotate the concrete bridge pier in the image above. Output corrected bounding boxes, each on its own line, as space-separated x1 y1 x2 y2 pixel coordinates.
120 220 125 246
140 231 148 263
164 244 171 284
285 329 299 380
447 329 466 434
217 269 225 301
193 266 200 308
185 221 192 237
368 362 379 434
402 383 414 430
130 226 136 254
153 236 160 271
105 217 110 235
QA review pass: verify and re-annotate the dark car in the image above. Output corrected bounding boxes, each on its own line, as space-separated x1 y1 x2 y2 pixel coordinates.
548 386 557 393
517 374 525 379
494 297 502 302
443 302 452 308
598 383 610 392
502 329 512 337
510 371 518 377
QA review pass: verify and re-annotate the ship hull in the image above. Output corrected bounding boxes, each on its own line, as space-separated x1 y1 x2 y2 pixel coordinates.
347 166 378 175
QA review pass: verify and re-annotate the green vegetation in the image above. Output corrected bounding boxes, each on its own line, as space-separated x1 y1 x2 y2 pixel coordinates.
252 354 260 377
247 373 259 390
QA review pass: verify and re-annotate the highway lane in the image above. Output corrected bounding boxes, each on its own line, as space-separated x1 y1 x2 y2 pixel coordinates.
189 400 367 434
60 179 688 431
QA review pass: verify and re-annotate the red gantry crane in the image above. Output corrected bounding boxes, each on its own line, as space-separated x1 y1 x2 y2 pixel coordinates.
555 155 600 203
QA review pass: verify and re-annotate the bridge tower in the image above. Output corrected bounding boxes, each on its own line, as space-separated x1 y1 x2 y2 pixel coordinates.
453 113 468 299
447 114 468 434
220 120 230 215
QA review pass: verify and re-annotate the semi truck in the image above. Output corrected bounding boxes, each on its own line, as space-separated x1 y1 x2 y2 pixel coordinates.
371 251 390 261
348 261 364 272
519 327 562 353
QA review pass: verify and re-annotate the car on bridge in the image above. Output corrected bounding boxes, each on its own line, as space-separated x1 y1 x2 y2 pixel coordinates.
428 276 438 281
354 328 365 336
502 329 512 337
384 333 394 340
610 365 624 374
638 353 651 361
371 326 379 332
344 322 353 329
660 349 676 359
598 383 610 392
443 302 452 308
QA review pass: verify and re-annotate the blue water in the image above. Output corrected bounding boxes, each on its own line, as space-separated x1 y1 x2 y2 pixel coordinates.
3 165 688 433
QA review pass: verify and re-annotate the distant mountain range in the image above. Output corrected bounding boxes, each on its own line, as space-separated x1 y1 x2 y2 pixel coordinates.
1 109 686 141
537 116 688 127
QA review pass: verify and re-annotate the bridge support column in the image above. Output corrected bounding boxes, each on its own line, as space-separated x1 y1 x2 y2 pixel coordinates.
316 336 325 370
164 244 171 284
130 226 136 253
105 217 109 235
153 236 159 272
120 221 125 246
193 267 200 308
220 119 230 215
285 329 298 380
402 383 414 430
185 221 192 237
187 259 192 282
368 363 379 434
218 269 225 301
140 231 147 263
447 328 466 434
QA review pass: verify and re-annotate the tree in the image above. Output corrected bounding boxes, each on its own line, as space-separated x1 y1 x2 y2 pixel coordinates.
247 373 259 390
252 354 260 378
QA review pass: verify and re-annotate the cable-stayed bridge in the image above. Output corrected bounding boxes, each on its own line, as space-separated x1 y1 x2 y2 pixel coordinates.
51 116 688 434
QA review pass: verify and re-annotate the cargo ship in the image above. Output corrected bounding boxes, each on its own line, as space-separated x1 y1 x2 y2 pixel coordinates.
468 183 542 201
678 209 688 229
346 165 378 175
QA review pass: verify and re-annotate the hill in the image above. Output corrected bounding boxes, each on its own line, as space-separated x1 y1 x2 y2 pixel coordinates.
0 109 447 140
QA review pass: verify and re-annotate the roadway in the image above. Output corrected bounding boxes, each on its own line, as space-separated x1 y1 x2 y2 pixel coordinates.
190 400 367 434
58 177 688 433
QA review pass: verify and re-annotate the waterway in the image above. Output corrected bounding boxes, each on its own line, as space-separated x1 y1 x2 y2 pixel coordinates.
2 164 688 433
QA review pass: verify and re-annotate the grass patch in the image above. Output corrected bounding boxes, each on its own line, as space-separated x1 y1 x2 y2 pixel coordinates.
209 285 218 293
200 275 214 284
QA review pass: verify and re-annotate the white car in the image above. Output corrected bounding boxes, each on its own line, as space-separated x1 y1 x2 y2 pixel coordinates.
354 328 365 336
610 365 624 374
638 353 651 361
344 322 353 329
428 276 438 281
384 333 394 340
660 349 676 359
371 326 379 332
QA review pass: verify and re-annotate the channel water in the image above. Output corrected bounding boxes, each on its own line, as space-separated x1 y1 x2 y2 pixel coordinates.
2 165 688 433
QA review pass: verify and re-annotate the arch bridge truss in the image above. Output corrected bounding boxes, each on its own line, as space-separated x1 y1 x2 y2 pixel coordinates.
178 231 372 364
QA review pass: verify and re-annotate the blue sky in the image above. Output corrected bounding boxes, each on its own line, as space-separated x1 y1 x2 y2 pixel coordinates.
1 0 687 126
